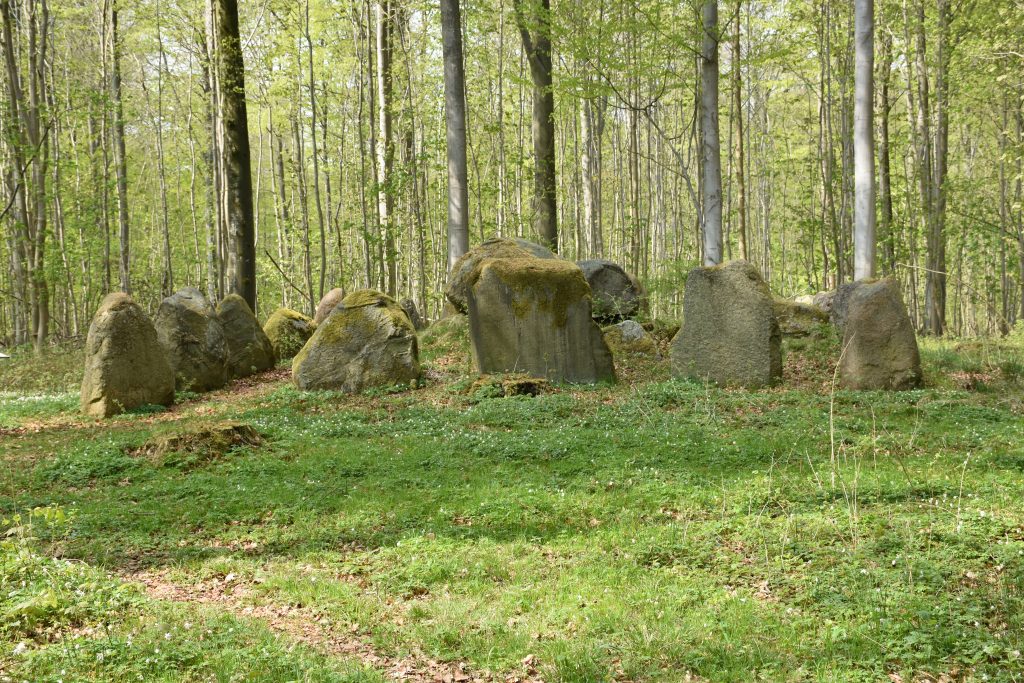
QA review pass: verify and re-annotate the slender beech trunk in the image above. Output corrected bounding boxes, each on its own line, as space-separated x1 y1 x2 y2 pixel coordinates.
853 0 875 280
376 0 397 295
109 2 130 294
700 0 723 266
441 0 469 271
732 1 747 261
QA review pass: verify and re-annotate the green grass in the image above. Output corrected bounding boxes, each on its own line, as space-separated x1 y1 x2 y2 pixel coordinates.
1 334 1023 681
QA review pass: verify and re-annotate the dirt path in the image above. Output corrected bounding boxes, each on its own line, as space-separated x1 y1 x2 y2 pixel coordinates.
127 569 545 683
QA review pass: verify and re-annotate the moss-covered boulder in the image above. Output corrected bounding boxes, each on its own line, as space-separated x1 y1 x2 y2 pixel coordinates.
467 258 615 384
81 293 175 418
313 288 345 325
670 260 781 388
292 290 420 393
577 259 646 322
154 287 229 392
603 320 660 358
264 308 315 361
839 279 922 390
216 294 275 378
772 297 829 338
445 237 558 313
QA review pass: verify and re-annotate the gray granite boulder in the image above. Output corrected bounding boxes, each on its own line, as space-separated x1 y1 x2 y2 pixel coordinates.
445 237 558 314
839 279 922 390
670 260 781 388
292 290 421 393
81 293 175 417
217 294 275 378
576 259 646 322
154 287 229 392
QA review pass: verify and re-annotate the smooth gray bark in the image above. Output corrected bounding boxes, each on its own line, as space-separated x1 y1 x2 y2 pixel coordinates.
853 0 876 280
700 0 722 266
441 0 469 272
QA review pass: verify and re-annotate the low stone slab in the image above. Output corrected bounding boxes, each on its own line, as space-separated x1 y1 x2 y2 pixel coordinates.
264 308 315 360
292 290 421 393
445 237 558 314
671 260 781 388
217 294 275 378
603 320 659 358
773 297 829 338
81 293 175 418
154 287 229 392
467 258 615 383
839 279 922 390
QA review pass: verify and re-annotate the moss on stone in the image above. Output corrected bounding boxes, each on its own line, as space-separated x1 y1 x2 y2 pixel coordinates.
478 258 591 328
264 307 315 360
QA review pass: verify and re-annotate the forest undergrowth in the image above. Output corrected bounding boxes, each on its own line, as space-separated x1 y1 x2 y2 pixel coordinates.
1 330 1023 682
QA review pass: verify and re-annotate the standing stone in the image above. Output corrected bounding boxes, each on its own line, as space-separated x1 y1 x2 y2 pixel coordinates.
576 259 646 322
81 293 175 417
217 294 276 378
467 258 615 383
313 288 346 325
293 290 420 392
264 308 315 360
839 279 922 390
813 291 837 315
154 287 229 392
829 283 860 334
671 260 781 388
445 237 558 313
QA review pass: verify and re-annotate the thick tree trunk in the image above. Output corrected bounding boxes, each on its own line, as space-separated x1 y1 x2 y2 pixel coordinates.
700 0 722 266
441 0 469 271
876 27 894 274
514 0 557 251
376 0 397 295
732 3 747 261
210 0 256 310
853 0 875 280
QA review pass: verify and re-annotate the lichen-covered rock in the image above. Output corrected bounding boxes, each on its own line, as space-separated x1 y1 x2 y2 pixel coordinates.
154 287 229 392
467 258 615 383
264 308 315 360
313 288 346 325
292 289 420 392
603 320 659 358
839 279 922 390
773 297 829 338
81 293 175 417
445 237 558 313
400 298 427 330
577 259 646 322
217 294 275 378
670 260 781 388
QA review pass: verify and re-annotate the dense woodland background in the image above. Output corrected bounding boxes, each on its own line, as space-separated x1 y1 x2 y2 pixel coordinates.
1 0 1022 349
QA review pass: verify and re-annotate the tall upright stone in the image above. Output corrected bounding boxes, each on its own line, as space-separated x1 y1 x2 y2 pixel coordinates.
292 290 420 393
445 237 557 314
467 258 615 383
839 279 922 390
671 260 781 388
154 287 229 392
81 293 175 417
217 294 275 378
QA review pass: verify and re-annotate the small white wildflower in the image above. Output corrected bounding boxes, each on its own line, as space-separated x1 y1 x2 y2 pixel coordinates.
12 642 28 656
164 632 172 640
183 621 192 630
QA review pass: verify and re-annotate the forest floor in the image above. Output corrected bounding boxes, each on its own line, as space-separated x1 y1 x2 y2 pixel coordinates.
1 325 1024 682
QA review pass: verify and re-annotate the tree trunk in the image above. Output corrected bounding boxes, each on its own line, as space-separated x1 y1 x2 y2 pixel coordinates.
853 0 875 280
376 0 397 295
210 0 256 310
514 0 557 251
441 0 469 271
876 26 894 274
700 0 723 266
110 3 130 294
